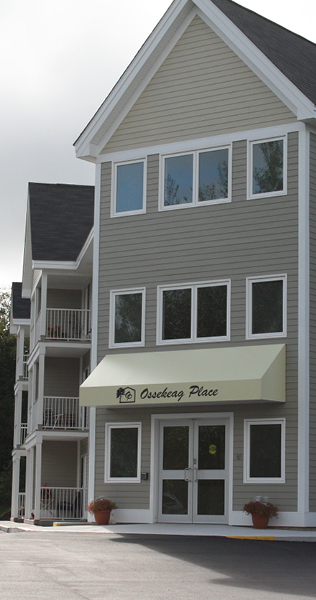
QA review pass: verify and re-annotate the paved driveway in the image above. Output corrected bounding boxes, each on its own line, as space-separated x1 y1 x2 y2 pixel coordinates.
0 532 315 599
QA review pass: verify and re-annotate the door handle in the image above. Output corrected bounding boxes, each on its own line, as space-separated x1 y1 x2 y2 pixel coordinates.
184 468 192 482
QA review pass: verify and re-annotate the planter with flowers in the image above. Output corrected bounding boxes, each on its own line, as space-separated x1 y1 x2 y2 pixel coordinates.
243 497 278 529
87 497 117 525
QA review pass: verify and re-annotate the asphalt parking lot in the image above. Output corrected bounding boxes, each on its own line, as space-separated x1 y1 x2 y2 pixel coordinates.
0 532 315 600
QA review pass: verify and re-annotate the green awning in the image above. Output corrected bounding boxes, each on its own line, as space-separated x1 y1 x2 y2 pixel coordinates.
80 344 285 407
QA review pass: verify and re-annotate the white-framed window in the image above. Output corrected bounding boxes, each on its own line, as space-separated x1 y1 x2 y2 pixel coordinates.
248 136 287 199
111 159 146 217
105 423 142 483
109 288 145 348
159 145 231 210
244 419 285 483
246 274 287 340
157 280 230 345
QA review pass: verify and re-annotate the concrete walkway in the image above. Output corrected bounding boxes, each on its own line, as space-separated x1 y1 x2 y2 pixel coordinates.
1 520 316 541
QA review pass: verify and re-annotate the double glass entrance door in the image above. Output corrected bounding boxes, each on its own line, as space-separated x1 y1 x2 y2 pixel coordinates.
158 419 228 523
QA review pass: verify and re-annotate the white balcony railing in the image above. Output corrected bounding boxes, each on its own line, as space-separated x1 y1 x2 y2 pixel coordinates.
40 487 87 520
46 309 91 341
43 397 87 430
20 424 28 445
18 493 25 518
23 355 29 380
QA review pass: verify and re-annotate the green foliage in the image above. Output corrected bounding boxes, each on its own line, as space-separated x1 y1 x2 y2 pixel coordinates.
0 289 16 512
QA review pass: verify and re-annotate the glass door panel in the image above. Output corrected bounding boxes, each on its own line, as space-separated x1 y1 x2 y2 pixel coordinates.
198 425 225 470
159 421 193 522
162 480 188 515
163 426 189 470
197 480 225 516
194 422 227 523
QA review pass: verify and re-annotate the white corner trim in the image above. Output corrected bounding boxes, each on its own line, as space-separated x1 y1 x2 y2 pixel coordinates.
297 127 310 513
195 0 315 120
87 163 101 512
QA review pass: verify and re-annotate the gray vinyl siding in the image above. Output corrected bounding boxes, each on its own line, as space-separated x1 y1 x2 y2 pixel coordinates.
41 441 77 487
44 357 80 397
101 15 295 155
47 289 82 309
310 132 316 511
95 132 299 513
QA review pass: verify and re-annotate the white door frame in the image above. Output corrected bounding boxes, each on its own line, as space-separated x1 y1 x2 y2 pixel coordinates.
150 412 234 524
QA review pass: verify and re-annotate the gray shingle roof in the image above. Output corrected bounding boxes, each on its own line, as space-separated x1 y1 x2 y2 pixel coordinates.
11 282 30 320
211 0 316 105
28 183 94 262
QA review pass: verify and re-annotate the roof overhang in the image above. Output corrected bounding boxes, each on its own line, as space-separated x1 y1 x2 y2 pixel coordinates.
80 344 286 408
74 0 315 161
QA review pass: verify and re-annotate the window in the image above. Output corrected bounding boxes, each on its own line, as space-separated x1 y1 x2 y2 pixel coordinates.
160 146 231 210
246 275 286 339
111 159 146 216
244 419 285 483
248 137 286 198
105 423 141 483
157 281 230 344
109 288 145 348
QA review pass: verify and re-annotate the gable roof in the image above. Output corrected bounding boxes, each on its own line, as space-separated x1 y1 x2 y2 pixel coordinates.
11 282 30 320
211 0 316 105
74 0 316 161
28 183 94 262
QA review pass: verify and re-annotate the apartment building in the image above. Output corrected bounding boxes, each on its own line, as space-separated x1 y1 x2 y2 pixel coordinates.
11 0 316 528
11 183 94 523
76 0 316 527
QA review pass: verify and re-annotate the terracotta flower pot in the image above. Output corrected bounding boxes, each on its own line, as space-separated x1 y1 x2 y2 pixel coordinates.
94 509 111 525
252 514 269 529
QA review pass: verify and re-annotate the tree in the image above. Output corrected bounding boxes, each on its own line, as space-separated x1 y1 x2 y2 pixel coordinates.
253 140 283 194
0 289 16 514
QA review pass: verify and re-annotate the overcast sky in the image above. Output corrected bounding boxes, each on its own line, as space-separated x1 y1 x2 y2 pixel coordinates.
1 0 315 288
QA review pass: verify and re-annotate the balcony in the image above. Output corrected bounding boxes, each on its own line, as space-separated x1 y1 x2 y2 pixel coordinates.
18 493 26 518
46 309 91 341
23 354 29 380
43 397 87 430
20 423 27 445
40 487 87 520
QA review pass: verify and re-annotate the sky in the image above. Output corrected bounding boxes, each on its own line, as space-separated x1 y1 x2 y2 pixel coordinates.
1 0 315 288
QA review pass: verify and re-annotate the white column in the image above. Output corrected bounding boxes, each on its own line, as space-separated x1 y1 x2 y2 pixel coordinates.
40 274 47 337
14 388 22 447
11 455 20 519
25 447 34 519
34 442 42 521
37 353 45 427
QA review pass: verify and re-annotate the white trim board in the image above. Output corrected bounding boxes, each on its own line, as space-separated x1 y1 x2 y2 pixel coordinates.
97 122 302 165
297 128 310 513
